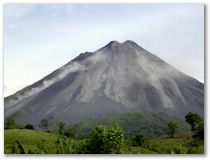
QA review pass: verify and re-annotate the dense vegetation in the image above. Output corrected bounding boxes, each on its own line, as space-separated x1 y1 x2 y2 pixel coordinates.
73 112 189 138
4 112 204 154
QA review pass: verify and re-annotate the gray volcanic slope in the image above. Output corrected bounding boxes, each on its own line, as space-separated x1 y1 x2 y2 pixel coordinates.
5 40 204 126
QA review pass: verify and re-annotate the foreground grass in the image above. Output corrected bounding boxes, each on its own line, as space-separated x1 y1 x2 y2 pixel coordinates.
124 136 204 154
4 129 60 154
4 129 204 154
146 137 189 154
123 146 158 154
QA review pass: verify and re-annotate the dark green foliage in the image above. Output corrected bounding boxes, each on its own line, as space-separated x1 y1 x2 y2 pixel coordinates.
185 112 204 141
145 138 188 154
167 121 178 138
16 140 26 154
184 138 204 154
88 125 108 153
40 119 48 131
87 124 124 154
74 140 89 154
186 146 204 154
183 112 204 154
11 144 17 154
64 125 77 139
56 137 71 154
55 136 89 154
4 126 14 130
15 125 25 129
173 147 181 154
185 112 202 132
104 124 124 153
133 134 148 146
25 124 34 130
57 121 65 135
193 122 204 141
76 112 188 138
5 117 16 128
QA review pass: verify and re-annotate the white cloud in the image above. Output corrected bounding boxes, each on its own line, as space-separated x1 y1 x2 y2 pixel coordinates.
4 4 35 29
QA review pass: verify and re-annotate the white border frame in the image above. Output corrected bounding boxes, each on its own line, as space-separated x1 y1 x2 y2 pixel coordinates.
0 0 208 160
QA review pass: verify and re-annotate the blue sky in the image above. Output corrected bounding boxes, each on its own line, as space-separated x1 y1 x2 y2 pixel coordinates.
4 4 204 96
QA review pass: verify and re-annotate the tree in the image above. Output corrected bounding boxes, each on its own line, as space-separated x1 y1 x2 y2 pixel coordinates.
64 125 77 139
185 112 202 132
104 124 124 153
5 117 16 128
193 122 204 141
56 137 72 154
167 121 178 138
40 119 48 131
88 123 124 154
25 124 34 130
133 134 148 146
57 121 65 135
89 125 107 153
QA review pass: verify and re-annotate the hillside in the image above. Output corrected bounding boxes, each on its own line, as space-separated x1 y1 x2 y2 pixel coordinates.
73 112 190 138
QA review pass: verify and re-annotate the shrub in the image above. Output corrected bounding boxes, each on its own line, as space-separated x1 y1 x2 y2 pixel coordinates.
64 126 77 139
87 123 124 154
40 119 49 131
25 124 34 130
185 112 204 142
56 137 72 154
133 134 148 146
185 112 202 132
5 118 16 128
73 139 89 154
193 122 204 141
57 121 65 135
167 121 178 138
4 126 14 130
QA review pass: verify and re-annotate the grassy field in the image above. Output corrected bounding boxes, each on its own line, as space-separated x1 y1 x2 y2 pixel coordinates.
123 146 158 154
146 137 190 154
123 137 204 154
4 129 60 153
4 129 204 154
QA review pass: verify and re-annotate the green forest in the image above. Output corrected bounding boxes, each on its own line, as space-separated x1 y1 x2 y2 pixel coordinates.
4 112 204 154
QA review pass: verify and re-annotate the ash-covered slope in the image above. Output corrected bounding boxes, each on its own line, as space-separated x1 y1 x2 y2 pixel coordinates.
5 40 204 126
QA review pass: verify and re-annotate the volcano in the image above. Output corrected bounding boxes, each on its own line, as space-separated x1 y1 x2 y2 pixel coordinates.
4 40 204 126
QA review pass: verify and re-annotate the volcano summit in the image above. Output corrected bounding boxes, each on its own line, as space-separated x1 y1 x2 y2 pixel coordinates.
5 40 204 126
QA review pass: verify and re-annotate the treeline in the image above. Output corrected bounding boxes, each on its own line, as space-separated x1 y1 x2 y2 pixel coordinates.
5 112 204 154
5 112 202 139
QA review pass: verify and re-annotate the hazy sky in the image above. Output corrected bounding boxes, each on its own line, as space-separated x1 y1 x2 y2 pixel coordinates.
4 4 204 97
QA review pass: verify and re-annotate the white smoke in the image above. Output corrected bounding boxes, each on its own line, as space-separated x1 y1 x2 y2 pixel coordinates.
6 62 83 106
